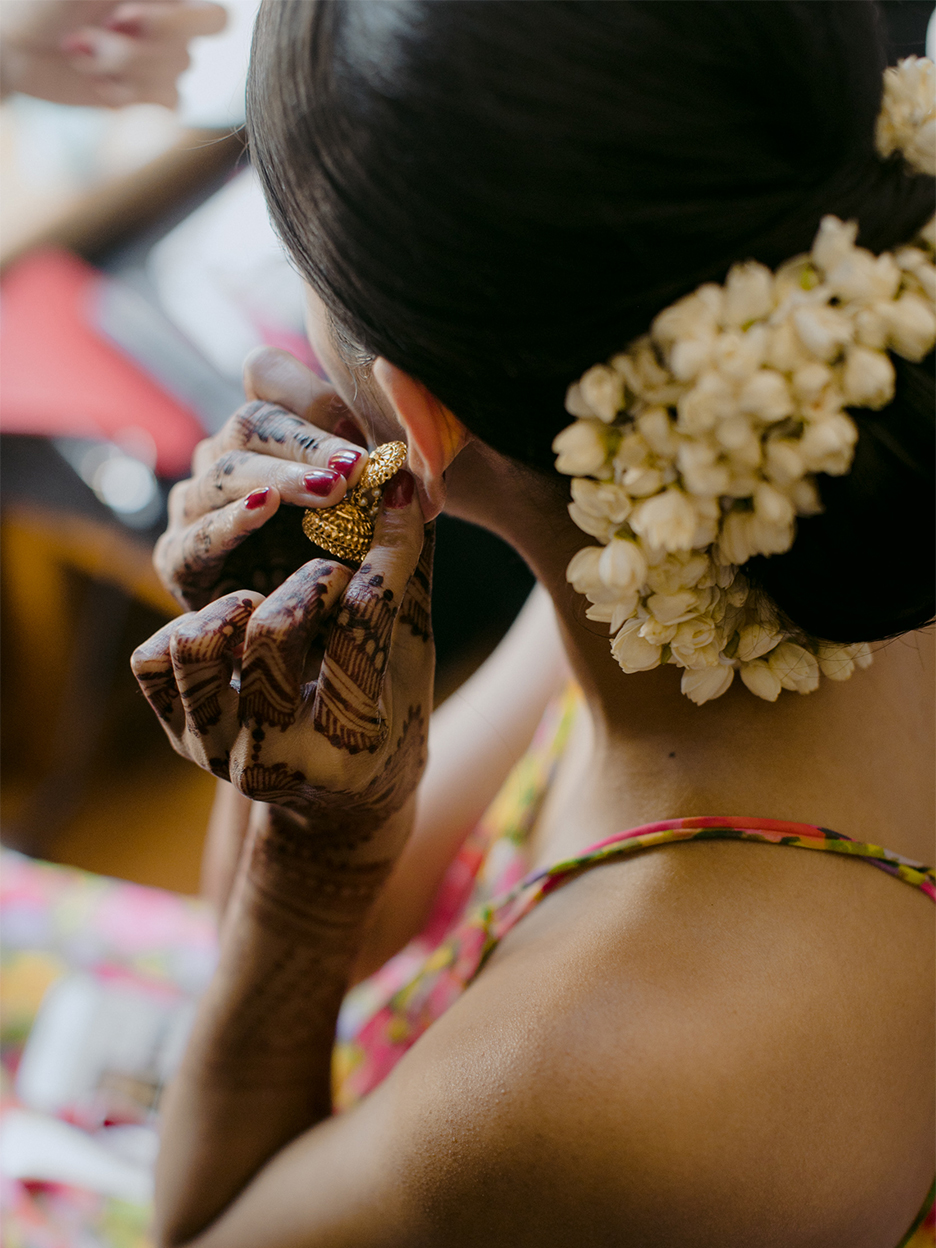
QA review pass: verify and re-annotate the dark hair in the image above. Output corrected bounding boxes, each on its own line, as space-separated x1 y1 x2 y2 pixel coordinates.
247 0 934 643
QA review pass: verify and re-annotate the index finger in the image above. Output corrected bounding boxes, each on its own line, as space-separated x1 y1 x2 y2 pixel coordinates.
105 1 227 39
209 400 370 483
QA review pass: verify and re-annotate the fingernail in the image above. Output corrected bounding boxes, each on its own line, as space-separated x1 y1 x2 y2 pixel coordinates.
244 488 270 510
303 469 340 497
384 470 414 509
327 450 362 479
333 416 368 449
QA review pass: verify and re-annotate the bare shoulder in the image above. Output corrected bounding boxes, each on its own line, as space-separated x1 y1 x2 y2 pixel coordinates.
382 840 934 1247
190 840 933 1248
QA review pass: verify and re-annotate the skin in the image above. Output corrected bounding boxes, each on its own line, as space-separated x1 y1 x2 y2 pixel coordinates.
132 292 935 1246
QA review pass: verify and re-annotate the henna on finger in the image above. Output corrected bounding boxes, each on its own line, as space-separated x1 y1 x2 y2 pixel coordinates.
238 560 350 729
131 624 187 734
170 596 259 735
313 567 399 755
397 521 436 642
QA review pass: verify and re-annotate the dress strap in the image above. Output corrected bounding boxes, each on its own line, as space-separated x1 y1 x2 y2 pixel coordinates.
474 817 935 973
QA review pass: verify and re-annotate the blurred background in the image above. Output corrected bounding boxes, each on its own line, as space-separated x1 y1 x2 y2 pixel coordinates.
0 0 534 897
0 2 932 1240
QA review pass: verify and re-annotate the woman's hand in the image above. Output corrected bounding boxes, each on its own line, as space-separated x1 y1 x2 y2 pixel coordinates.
133 479 434 835
0 1 226 108
155 348 371 612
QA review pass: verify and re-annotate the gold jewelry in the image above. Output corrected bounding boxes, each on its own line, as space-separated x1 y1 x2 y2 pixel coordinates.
302 441 408 562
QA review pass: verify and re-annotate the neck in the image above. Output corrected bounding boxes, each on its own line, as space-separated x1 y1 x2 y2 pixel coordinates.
445 442 936 865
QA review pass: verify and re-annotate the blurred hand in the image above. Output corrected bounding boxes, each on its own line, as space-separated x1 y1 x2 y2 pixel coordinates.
0 1 227 108
155 348 373 611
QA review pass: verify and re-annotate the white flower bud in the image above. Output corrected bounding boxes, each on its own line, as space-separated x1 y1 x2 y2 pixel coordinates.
875 57 936 175
816 642 856 681
639 617 678 646
799 413 858 475
768 642 820 693
792 305 854 361
646 551 709 595
636 407 679 457
740 660 782 701
629 488 699 552
754 483 795 527
735 621 781 662
564 381 595 419
714 325 768 381
826 249 901 304
714 415 755 454
614 430 652 470
681 662 736 705
611 618 663 673
570 477 633 524
669 338 713 381
568 503 616 542
623 466 664 497
791 362 833 402
670 618 717 668
850 641 873 670
723 262 774 327
584 601 615 623
646 589 701 625
579 364 625 423
677 370 737 435
766 319 811 372
598 538 649 595
917 215 936 252
738 369 794 422
853 305 889 350
677 439 732 498
764 438 806 487
788 477 823 516
652 291 718 350
881 293 936 362
566 546 605 596
553 420 610 476
910 262 936 303
717 510 757 566
811 216 859 273
841 346 896 409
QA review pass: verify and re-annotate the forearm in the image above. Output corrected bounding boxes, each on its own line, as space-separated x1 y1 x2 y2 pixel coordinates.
200 782 253 917
156 800 410 1248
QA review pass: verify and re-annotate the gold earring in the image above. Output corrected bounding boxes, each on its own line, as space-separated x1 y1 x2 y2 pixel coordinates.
302 441 407 562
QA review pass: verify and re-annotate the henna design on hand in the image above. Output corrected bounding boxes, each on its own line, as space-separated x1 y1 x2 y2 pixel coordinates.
235 401 322 456
398 522 435 641
313 568 397 754
133 656 181 724
237 562 341 728
171 598 257 736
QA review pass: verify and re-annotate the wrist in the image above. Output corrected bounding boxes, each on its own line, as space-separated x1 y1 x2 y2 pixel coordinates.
239 804 398 940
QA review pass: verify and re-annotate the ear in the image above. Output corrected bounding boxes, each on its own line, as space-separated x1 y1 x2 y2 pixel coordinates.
372 359 469 520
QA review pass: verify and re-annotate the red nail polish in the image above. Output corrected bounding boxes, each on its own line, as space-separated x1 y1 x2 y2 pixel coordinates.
328 450 362 479
244 488 270 510
303 469 340 497
384 470 414 509
333 416 368 449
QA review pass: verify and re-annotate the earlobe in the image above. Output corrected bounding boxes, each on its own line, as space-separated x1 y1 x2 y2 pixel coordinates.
372 359 469 520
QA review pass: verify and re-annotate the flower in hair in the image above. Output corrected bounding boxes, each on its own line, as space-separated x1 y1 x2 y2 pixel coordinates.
554 61 936 705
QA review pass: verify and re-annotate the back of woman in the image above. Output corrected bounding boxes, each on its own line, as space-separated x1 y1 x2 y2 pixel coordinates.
130 3 935 1245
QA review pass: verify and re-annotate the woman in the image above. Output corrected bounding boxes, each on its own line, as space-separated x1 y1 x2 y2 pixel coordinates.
131 3 935 1245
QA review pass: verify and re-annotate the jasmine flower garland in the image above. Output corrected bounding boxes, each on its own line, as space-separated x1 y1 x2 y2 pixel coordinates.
554 58 936 705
